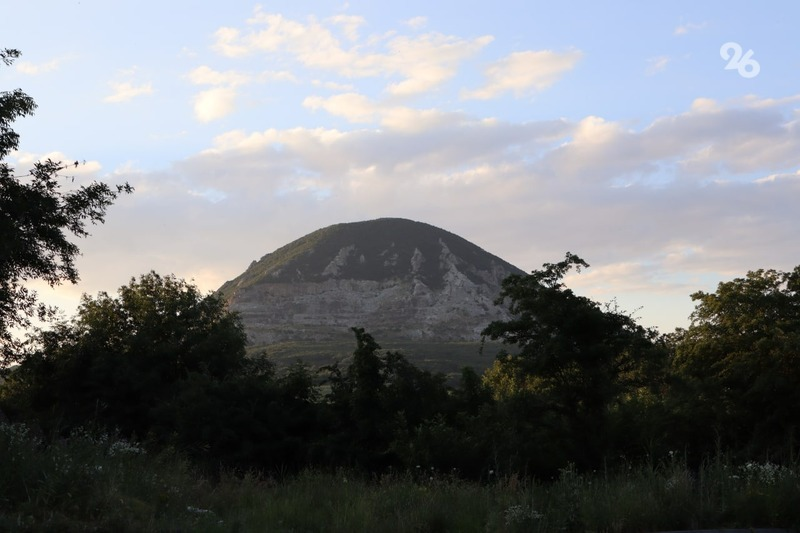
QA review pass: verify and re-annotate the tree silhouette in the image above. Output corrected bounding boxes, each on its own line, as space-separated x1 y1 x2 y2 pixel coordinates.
0 48 132 366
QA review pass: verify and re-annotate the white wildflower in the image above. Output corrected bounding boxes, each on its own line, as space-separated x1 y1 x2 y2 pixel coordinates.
108 439 145 457
504 504 543 525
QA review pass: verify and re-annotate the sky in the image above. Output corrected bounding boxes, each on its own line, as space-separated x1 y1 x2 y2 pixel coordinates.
2 1 799 334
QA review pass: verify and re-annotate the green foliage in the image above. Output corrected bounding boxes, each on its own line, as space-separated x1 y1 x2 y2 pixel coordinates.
0 48 132 366
320 327 451 470
6 272 247 438
672 266 800 460
481 253 667 471
158 365 320 475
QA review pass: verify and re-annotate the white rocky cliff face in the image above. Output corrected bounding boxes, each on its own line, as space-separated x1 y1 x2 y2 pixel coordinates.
218 218 525 346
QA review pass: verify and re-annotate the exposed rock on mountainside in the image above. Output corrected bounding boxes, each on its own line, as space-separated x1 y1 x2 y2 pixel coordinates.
217 218 525 346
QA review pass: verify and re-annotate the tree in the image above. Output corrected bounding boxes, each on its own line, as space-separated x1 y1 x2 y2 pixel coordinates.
481 253 665 470
6 272 248 438
320 327 450 470
0 48 132 365
672 266 800 460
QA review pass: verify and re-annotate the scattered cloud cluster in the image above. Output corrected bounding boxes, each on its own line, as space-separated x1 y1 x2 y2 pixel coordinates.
210 9 494 96
188 9 582 124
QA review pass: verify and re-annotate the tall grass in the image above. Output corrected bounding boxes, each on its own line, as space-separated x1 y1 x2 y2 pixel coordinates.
0 422 225 531
2 421 799 532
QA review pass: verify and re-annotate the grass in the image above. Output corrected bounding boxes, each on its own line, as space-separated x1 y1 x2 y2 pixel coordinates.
2 422 800 532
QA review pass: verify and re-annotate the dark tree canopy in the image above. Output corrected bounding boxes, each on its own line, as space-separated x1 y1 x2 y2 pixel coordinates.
0 48 132 364
321 327 449 469
481 253 666 469
672 265 800 459
7 272 248 437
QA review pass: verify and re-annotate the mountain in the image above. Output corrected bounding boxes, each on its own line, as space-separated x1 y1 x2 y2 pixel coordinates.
217 218 525 350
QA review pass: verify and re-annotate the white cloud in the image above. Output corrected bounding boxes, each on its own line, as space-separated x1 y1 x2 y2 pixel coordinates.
536 94 800 184
674 21 707 35
380 106 454 132
188 65 251 86
312 79 355 91
462 49 582 100
755 169 800 184
212 27 250 57
188 187 228 203
104 81 154 103
304 92 377 123
259 70 299 83
383 33 494 96
187 66 296 122
690 97 720 113
193 87 237 122
328 14 365 41
304 92 467 132
737 94 800 109
12 151 102 177
405 16 427 30
16 58 61 75
646 55 670 75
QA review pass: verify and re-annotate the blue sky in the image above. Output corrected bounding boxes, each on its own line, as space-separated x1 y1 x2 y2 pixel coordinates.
3 1 799 333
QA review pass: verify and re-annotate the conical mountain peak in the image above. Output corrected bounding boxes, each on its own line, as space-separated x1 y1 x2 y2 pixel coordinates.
218 218 524 345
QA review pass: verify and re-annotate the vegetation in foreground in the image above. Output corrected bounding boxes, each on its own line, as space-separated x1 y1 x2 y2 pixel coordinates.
2 423 800 532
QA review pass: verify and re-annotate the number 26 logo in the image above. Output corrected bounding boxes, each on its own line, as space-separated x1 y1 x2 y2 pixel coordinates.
720 42 760 78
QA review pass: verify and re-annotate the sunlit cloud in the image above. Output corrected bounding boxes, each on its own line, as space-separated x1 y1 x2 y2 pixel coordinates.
383 33 494 96
104 81 154 103
462 49 582 100
304 92 377 123
755 169 800 184
304 92 463 132
193 87 237 122
327 14 365 41
11 151 102 177
312 79 355 91
535 94 800 184
690 97 720 113
15 58 61 75
258 70 299 83
188 65 252 86
187 65 298 122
